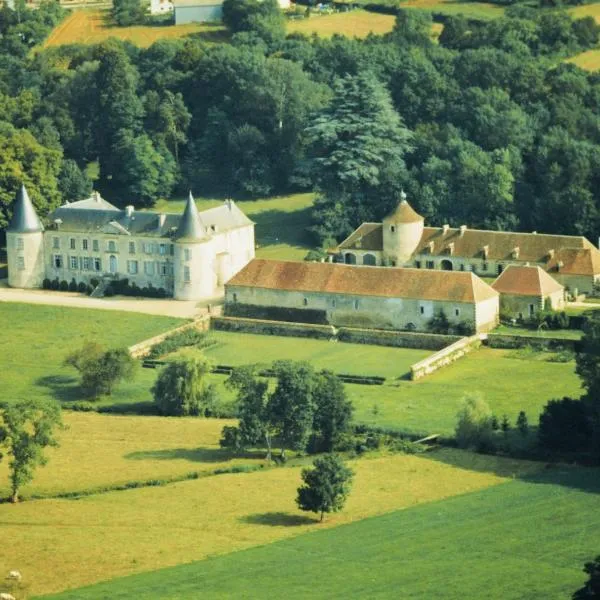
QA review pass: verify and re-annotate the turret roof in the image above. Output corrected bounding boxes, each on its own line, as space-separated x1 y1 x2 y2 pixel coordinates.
7 185 44 233
384 195 424 224
175 193 210 243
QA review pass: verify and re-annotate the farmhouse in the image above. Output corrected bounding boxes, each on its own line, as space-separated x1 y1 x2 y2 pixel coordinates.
491 264 565 319
332 193 600 295
225 258 500 333
5 186 255 301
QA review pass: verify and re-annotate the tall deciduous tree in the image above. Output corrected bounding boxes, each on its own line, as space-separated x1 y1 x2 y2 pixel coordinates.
0 399 62 503
573 555 600 599
306 72 413 241
296 454 354 522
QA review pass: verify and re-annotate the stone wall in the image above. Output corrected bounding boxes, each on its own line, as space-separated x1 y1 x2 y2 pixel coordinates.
410 334 484 380
336 326 460 350
211 316 335 340
485 333 579 351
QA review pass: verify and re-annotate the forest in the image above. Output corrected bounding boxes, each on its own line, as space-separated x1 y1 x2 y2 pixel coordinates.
2 0 600 245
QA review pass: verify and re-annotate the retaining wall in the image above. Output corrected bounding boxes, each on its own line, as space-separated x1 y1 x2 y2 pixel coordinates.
485 334 579 352
337 326 461 350
211 316 335 339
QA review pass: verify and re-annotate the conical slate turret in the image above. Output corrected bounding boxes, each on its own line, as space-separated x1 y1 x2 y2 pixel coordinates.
174 192 209 243
7 185 44 233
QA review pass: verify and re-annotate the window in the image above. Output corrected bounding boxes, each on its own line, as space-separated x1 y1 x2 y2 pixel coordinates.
184 266 190 282
169 244 174 256
17 256 25 270
332 298 336 308
17 237 24 250
82 239 88 251
529 303 535 317
415 260 421 269
144 261 155 276
483 262 488 271
354 299 359 310
144 243 153 254
184 248 191 261
159 243 166 256
129 242 135 255
53 255 63 269
159 262 168 276
303 298 308 306
70 238 76 250
93 240 99 252
426 260 435 269
391 225 396 233
82 257 92 271
455 308 460 317
460 264 465 271
94 258 102 272
53 237 60 249
420 306 425 315
232 292 237 302
498 264 504 275
70 256 78 270
127 260 138 275
108 240 117 252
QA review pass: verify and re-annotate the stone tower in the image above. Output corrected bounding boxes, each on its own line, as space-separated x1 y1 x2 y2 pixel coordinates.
6 185 45 289
382 191 424 266
173 192 215 301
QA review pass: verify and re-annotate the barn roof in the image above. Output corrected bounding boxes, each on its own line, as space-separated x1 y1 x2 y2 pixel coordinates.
491 265 564 297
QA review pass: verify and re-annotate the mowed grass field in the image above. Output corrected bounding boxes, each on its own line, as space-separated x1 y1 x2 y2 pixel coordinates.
41 464 600 600
397 0 504 20
0 440 540 597
44 10 228 48
288 10 396 38
0 303 184 407
152 192 315 260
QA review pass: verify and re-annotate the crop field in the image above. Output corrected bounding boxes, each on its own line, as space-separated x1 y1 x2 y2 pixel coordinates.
287 10 396 38
44 10 228 48
152 192 315 261
0 445 540 597
0 303 184 407
389 0 504 20
41 464 600 600
0 413 250 499
568 48 600 71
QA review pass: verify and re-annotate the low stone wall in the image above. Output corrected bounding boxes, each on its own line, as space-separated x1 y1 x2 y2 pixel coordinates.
485 334 579 351
128 316 210 358
337 326 461 350
211 316 335 340
410 334 484 380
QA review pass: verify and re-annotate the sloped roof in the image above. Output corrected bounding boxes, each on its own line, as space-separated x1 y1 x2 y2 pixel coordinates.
547 248 600 276
335 223 383 252
7 185 44 233
227 259 498 304
492 265 564 297
64 192 120 212
175 193 210 243
384 200 423 224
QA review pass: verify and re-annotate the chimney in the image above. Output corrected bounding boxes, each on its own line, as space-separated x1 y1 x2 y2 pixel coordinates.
442 224 450 235
557 260 564 271
512 246 520 259
158 214 166 228
448 242 455 255
125 205 134 218
482 245 489 259
428 241 435 253
459 225 467 237
548 249 555 260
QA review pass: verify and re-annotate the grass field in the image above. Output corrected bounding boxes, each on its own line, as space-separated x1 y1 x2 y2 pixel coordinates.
152 192 315 261
0 413 252 499
0 303 184 407
397 0 504 20
492 324 583 339
567 48 600 71
287 10 396 38
40 464 600 600
0 444 540 597
44 10 228 48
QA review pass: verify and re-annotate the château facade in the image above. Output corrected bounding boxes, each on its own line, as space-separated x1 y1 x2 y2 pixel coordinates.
6 186 255 301
332 192 600 296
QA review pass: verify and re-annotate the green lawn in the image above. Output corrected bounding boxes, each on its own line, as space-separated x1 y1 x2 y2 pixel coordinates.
492 324 583 340
152 192 315 261
39 464 600 600
0 303 184 408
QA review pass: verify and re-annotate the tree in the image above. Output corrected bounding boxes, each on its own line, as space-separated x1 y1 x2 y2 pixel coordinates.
296 454 354 522
152 352 217 416
573 555 600 599
306 72 413 241
64 342 137 398
222 0 285 46
311 371 354 453
267 360 316 459
539 397 591 452
455 394 495 451
112 0 145 26
58 158 93 203
516 410 529 435
0 399 62 503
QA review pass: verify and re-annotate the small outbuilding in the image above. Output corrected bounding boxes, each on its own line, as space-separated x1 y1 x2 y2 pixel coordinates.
174 0 223 23
491 264 565 319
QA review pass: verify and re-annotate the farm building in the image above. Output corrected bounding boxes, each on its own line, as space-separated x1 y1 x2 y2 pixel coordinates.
174 0 223 23
150 0 174 15
491 264 565 319
5 186 255 301
225 258 500 333
331 193 600 296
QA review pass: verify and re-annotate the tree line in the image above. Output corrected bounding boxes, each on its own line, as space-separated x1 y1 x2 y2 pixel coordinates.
2 1 600 244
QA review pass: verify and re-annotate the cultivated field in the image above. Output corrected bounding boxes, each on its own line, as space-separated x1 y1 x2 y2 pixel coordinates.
0 444 540 597
152 192 315 261
287 10 396 38
44 10 228 48
568 48 600 71
42 464 600 600
0 303 184 408
392 0 503 20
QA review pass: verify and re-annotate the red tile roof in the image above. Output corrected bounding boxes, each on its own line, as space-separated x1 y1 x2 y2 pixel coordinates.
226 259 498 304
385 201 423 224
491 265 564 297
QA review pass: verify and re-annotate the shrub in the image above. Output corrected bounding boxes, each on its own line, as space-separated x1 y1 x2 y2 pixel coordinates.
77 281 88 293
455 394 495 451
42 278 52 290
59 279 69 291
86 284 94 295
539 397 591 452
50 278 59 290
68 278 78 292
146 328 212 359
90 278 99 288
516 410 529 436
104 285 115 297
453 320 475 336
428 310 451 334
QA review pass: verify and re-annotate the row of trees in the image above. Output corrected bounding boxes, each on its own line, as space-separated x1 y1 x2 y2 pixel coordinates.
3 3 600 243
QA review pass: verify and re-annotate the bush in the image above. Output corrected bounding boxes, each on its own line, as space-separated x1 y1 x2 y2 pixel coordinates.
50 278 60 290
90 278 99 288
104 285 115 297
453 320 476 336
59 279 69 291
455 394 495 451
68 278 78 292
42 278 52 290
86 284 94 295
539 397 591 452
76 281 87 293
147 328 212 359
428 310 451 334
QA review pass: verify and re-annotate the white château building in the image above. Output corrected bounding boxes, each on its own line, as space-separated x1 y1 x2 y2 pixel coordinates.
6 185 255 301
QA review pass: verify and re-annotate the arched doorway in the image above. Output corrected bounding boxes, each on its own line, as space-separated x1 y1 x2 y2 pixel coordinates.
109 255 118 274
344 253 357 265
363 253 376 266
440 259 453 271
